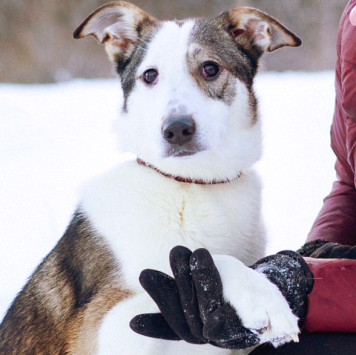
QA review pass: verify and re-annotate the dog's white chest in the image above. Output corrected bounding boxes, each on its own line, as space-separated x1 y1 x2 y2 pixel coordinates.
80 159 265 293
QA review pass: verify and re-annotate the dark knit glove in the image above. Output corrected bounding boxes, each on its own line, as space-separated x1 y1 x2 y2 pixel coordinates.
130 246 313 349
297 239 331 256
298 239 356 259
130 246 259 349
250 250 314 326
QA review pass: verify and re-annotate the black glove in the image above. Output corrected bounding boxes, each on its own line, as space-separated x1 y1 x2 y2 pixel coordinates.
298 239 356 259
250 250 313 326
130 246 313 349
130 246 259 349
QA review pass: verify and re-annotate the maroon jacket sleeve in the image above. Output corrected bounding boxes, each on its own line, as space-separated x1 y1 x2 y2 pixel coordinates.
307 179 356 245
304 258 356 332
307 0 356 246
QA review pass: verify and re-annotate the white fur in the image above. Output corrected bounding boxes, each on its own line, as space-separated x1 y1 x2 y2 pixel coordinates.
77 18 297 355
81 159 265 293
82 157 264 355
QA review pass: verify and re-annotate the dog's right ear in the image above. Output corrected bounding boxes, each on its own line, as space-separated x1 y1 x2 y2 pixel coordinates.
73 1 156 63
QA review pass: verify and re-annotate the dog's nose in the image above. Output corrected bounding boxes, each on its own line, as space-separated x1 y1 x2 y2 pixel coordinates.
162 116 196 146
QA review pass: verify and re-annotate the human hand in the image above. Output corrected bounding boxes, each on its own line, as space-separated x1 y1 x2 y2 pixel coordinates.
299 239 356 259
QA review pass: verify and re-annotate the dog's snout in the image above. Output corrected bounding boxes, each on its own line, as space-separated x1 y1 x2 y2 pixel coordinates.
162 116 196 146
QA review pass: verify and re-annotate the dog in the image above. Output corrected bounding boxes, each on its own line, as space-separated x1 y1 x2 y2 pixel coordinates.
0 2 301 354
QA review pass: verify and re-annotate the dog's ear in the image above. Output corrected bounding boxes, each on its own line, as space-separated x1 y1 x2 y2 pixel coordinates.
221 7 301 55
73 1 156 62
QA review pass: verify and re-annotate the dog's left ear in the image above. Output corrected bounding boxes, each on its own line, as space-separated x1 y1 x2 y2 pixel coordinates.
221 7 301 55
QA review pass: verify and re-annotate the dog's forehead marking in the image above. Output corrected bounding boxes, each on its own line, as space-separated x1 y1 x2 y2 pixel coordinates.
139 20 195 74
133 18 256 112
139 19 244 107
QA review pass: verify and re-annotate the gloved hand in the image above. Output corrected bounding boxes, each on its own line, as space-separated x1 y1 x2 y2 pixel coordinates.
130 246 313 349
249 250 313 326
298 239 356 259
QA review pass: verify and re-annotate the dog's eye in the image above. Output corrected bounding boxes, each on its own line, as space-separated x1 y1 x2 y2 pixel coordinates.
201 62 220 79
143 69 158 84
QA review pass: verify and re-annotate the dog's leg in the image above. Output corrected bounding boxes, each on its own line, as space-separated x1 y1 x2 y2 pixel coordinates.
97 293 162 355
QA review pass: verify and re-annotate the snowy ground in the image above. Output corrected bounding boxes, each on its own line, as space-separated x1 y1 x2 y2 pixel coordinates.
0 71 336 321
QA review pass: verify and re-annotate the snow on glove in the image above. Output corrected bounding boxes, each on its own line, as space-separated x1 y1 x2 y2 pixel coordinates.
204 250 313 347
249 251 314 326
130 246 259 349
298 239 356 259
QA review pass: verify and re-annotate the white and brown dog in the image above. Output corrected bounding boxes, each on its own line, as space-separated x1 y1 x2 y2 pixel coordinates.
0 2 301 354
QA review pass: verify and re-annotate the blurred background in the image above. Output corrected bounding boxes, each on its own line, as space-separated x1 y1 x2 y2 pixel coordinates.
0 0 348 83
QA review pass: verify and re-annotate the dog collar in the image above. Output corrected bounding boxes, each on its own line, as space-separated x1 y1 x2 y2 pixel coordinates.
137 158 242 185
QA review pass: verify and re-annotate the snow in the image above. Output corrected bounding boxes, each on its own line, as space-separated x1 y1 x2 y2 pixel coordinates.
0 71 336 321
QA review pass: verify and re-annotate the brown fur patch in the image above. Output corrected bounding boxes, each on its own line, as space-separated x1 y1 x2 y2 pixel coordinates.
249 91 258 125
0 210 132 354
186 42 238 105
189 17 257 90
67 287 132 355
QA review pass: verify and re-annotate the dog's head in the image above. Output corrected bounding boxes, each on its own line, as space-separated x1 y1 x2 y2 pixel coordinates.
74 1 300 182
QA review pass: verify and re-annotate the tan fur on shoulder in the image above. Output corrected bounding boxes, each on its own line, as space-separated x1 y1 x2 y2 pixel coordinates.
67 287 133 355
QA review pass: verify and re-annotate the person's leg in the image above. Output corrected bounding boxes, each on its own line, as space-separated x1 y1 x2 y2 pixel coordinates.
249 331 356 355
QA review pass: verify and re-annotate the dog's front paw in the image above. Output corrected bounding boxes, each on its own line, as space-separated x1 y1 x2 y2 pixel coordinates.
212 255 300 347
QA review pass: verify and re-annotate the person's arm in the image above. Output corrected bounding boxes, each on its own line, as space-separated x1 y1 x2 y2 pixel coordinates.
303 1 356 333
307 178 356 245
308 1 356 245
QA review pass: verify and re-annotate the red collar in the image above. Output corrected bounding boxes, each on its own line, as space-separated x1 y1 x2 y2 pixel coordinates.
137 158 242 185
